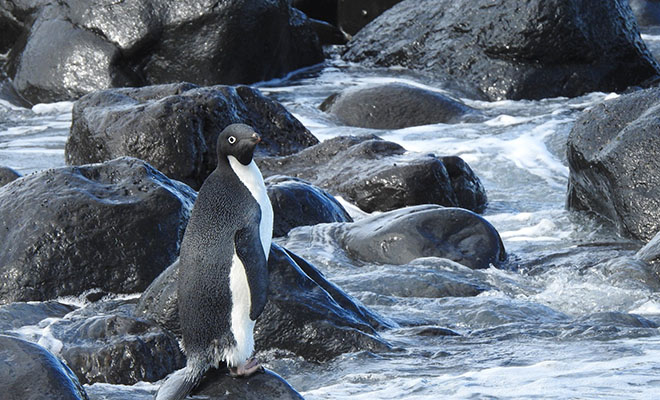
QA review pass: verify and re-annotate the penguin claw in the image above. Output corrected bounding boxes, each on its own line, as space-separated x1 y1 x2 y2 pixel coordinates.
229 358 264 378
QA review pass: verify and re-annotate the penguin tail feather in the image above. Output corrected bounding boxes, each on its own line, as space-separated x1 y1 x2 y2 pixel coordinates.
154 364 204 400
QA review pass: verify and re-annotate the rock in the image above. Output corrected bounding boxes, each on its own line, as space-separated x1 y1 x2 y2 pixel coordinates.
0 157 196 304
567 87 660 241
0 166 21 186
293 0 337 25
0 301 76 334
442 156 488 214
337 0 404 36
319 83 477 129
337 205 506 269
258 135 487 213
344 0 660 101
191 368 304 400
0 334 89 400
136 244 392 362
630 0 660 26
266 175 353 237
3 0 323 103
636 230 660 264
47 301 185 385
65 83 319 189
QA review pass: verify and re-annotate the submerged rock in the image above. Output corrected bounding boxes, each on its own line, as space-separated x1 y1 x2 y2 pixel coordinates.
266 175 353 237
65 83 318 189
136 244 391 362
258 135 487 213
191 368 303 400
320 82 477 129
344 0 659 100
0 301 76 334
0 334 89 400
567 87 660 241
335 205 506 269
0 166 21 186
3 0 323 104
0 157 196 304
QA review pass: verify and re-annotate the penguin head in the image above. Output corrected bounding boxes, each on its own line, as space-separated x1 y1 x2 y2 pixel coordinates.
217 124 262 165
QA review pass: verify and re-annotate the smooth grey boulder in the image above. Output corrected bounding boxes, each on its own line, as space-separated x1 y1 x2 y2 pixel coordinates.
0 157 196 304
258 135 487 213
0 334 89 400
344 0 660 101
267 175 353 237
336 205 506 269
2 0 323 104
191 368 304 400
567 87 660 241
0 166 20 186
65 83 319 189
320 83 477 129
136 244 391 362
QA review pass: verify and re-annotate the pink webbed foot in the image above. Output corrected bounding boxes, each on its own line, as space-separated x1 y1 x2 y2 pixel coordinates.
229 358 264 378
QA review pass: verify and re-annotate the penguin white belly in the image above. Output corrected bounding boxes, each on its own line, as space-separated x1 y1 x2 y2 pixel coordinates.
227 156 274 258
218 251 255 367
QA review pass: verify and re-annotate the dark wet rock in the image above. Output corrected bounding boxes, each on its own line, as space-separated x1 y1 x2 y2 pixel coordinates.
308 17 349 45
258 135 487 213
136 244 392 362
561 312 660 340
319 83 477 129
577 311 658 328
0 166 20 186
337 0 403 36
400 326 461 337
0 157 196 304
192 368 303 400
630 0 660 26
266 175 353 237
0 334 89 400
336 205 506 269
344 0 660 101
0 301 76 334
442 156 488 214
65 83 318 189
637 230 660 264
47 301 185 385
567 87 660 241
3 0 323 103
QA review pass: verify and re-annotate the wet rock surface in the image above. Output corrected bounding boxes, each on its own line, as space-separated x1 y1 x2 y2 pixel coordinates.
267 175 353 237
344 0 660 100
0 334 89 400
136 244 392 362
0 166 21 186
191 368 304 400
258 135 487 213
567 87 660 241
0 157 196 304
65 83 318 189
1 0 323 104
0 301 76 333
320 82 478 129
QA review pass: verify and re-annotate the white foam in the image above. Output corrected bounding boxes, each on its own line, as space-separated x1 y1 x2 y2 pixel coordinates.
31 101 74 114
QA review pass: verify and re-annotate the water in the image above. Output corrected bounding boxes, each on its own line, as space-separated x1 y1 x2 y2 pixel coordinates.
2 56 660 399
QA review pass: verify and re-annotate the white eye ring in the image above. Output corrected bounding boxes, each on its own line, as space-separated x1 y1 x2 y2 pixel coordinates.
228 136 236 144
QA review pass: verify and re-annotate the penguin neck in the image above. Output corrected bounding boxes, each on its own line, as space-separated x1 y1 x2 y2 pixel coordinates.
226 155 273 258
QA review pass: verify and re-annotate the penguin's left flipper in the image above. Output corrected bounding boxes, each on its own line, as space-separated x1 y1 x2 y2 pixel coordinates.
234 224 269 320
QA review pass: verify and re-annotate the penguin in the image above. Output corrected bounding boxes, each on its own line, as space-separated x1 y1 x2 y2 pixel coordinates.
155 123 273 400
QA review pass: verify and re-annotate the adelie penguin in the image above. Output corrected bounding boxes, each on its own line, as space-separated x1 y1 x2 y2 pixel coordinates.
155 124 274 400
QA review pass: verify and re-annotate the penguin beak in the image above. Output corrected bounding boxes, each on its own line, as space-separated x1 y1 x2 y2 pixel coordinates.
251 132 261 144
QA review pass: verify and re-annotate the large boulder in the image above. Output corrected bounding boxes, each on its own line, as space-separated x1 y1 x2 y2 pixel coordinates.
0 335 89 400
266 176 353 237
320 82 478 129
344 0 660 101
567 87 660 241
65 83 319 189
286 205 507 270
191 368 304 400
0 157 196 304
136 244 392 362
258 135 487 213
2 0 323 104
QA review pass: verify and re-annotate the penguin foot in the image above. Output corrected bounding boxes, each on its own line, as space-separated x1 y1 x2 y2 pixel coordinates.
229 358 264 378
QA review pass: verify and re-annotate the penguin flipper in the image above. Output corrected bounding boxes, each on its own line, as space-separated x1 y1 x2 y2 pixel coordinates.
235 225 269 320
154 365 203 400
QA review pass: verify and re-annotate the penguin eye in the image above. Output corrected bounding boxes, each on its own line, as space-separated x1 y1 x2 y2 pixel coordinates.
228 136 236 145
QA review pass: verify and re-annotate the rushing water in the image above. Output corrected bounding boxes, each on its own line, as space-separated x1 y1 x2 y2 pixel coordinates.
2 55 660 399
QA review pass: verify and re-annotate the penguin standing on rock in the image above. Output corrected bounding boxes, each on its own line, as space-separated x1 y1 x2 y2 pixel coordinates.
155 124 273 400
